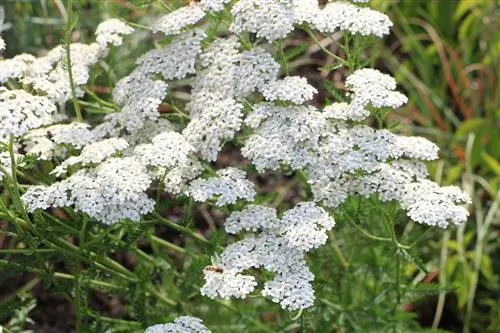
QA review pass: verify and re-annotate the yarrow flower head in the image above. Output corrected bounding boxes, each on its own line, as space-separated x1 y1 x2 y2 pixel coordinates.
231 0 298 42
134 131 202 195
95 19 134 48
0 56 29 84
188 168 256 206
313 1 393 37
261 76 317 105
200 0 231 12
145 316 211 333
0 89 57 137
201 203 335 310
152 4 205 36
51 138 129 176
183 38 279 161
344 68 408 120
242 103 327 171
22 157 155 225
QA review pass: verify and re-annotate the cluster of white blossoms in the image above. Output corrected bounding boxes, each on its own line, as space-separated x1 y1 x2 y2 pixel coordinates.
23 156 155 224
145 316 211 333
182 37 279 160
95 18 134 48
344 68 408 120
230 0 392 42
261 76 317 105
242 103 327 171
152 0 230 36
0 89 57 137
0 0 470 322
313 1 393 37
201 203 335 310
188 168 256 206
134 131 202 195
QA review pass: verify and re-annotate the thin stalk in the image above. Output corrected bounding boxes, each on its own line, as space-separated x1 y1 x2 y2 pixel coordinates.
146 285 176 306
78 100 116 113
278 39 289 75
87 313 142 327
341 207 392 242
6 136 32 230
393 249 401 333
0 259 125 292
0 248 56 254
84 88 116 107
464 193 499 333
215 299 275 333
75 217 88 333
432 230 450 329
150 234 186 254
328 231 349 269
64 0 83 121
304 27 347 66
155 213 211 245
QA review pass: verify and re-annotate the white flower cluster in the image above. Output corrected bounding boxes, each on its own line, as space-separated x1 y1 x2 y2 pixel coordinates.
152 0 230 36
0 36 5 51
95 18 134 48
313 1 393 37
183 37 279 160
242 103 327 171
261 76 317 104
0 55 28 84
228 0 392 42
22 156 155 225
231 0 298 42
0 20 132 106
152 4 206 36
188 168 256 206
21 126 205 224
201 202 335 310
51 138 129 176
134 131 202 194
145 316 211 333
0 89 57 137
111 29 205 133
21 121 98 160
344 68 408 120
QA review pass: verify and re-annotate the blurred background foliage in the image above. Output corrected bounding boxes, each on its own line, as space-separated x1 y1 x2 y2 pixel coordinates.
0 0 498 332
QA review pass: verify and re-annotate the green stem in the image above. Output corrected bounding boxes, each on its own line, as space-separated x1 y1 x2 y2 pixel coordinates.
0 259 126 292
87 313 142 327
155 213 211 245
304 27 347 66
0 248 56 254
432 230 450 329
393 249 401 333
75 217 88 333
341 207 392 242
78 100 116 113
328 231 349 269
150 234 186 254
65 0 83 121
278 39 289 75
84 88 116 107
7 136 32 230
